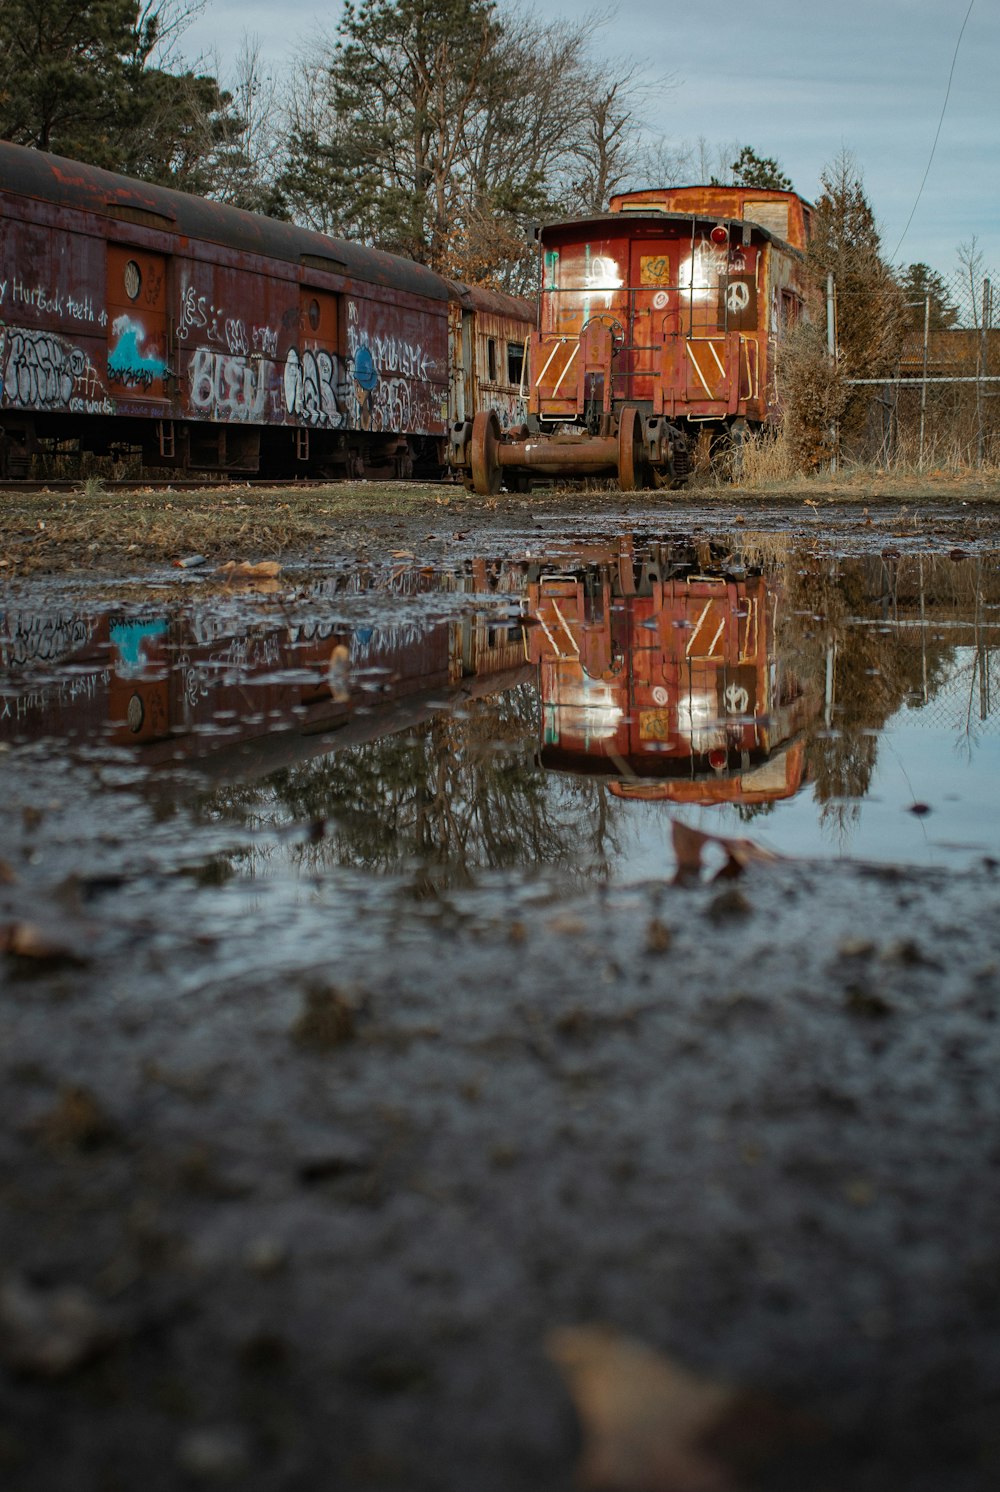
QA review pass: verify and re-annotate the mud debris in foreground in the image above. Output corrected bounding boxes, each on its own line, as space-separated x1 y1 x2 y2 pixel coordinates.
1 492 1000 1492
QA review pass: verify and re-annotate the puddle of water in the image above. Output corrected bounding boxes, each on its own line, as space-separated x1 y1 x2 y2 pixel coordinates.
2 537 998 880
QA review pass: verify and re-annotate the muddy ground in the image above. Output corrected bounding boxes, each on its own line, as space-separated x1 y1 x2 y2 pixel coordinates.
2 482 1000 1492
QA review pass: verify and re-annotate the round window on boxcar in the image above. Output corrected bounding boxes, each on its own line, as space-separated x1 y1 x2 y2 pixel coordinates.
123 260 142 301
308 298 321 331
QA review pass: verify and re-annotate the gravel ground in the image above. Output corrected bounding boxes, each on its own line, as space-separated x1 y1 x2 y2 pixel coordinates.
2 491 1000 1492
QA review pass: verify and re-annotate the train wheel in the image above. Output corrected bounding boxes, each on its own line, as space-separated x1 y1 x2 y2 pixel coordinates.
470 410 502 495
617 406 645 491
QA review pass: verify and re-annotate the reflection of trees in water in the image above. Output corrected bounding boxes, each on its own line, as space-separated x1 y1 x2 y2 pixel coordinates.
255 684 622 888
777 552 966 817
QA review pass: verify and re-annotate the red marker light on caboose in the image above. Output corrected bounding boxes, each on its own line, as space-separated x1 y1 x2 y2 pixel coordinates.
710 224 728 245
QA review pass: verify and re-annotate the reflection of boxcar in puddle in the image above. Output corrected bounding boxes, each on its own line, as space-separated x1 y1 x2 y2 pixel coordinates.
1 596 533 773
526 545 819 807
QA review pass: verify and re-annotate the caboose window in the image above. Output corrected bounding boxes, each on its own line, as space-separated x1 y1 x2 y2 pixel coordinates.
487 337 498 382
507 341 524 386
123 260 142 300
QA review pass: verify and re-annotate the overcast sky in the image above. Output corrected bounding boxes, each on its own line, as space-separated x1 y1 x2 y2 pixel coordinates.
183 0 998 279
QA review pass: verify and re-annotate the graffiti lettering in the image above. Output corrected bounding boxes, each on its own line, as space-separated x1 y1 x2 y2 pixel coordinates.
176 286 209 341
252 324 278 357
10 278 63 316
188 347 273 421
225 318 248 356
283 347 344 428
370 334 432 381
0 279 7 306
2 328 84 409
1 613 95 669
108 366 156 390
69 395 116 415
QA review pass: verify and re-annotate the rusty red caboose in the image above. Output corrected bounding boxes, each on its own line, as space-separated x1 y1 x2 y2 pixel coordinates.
455 185 811 493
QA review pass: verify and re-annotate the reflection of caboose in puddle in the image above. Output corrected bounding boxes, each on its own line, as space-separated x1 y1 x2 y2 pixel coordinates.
526 540 819 806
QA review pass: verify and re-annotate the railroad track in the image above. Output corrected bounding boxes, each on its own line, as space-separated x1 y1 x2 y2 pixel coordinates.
0 476 458 495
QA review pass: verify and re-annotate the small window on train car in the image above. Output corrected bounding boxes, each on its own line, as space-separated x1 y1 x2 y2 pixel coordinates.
781 290 801 328
487 337 498 382
308 298 321 332
123 260 142 301
507 341 525 386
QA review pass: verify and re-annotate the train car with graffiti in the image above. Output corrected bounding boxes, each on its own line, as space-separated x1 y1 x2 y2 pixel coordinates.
525 538 820 806
453 184 811 493
0 142 531 480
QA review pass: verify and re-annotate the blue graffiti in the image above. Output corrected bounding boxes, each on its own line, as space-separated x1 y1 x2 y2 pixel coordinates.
108 317 168 389
353 344 378 391
110 617 168 677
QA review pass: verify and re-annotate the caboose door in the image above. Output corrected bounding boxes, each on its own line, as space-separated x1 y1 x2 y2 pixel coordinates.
105 245 170 402
628 240 677 408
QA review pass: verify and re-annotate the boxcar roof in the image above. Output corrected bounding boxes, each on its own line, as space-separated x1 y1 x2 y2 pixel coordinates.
0 142 450 302
446 279 534 323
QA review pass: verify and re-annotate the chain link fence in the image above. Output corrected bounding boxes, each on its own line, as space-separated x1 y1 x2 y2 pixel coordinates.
846 258 999 468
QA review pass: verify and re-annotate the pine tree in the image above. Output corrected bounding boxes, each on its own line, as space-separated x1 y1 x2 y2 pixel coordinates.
714 146 793 191
0 0 248 195
805 152 904 441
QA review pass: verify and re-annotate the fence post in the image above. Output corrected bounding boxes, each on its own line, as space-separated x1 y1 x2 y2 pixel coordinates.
826 273 838 474
978 278 992 467
919 294 930 469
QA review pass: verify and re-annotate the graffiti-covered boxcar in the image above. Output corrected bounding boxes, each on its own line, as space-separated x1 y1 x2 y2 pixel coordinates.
453 185 811 493
0 142 532 480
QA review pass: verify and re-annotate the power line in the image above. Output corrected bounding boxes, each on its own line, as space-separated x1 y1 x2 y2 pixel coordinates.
890 0 976 264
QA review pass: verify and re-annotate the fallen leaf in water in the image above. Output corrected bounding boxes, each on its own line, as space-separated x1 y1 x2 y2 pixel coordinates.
1 921 90 967
215 560 282 580
546 914 586 936
547 1325 738 1491
671 820 780 885
0 859 15 885
548 1325 823 1492
328 643 351 702
0 1276 118 1377
29 1085 117 1150
291 983 367 1049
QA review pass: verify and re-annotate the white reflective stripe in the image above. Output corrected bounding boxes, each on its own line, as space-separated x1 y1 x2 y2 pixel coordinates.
686 600 714 654
535 612 564 657
705 615 726 656
706 340 726 378
535 339 568 388
549 599 580 654
685 343 714 400
551 343 579 397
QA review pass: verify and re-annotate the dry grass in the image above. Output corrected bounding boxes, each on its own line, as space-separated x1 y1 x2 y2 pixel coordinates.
4 467 1000 576
0 481 461 574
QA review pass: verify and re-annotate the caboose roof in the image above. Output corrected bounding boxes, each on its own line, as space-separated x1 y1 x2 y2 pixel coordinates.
535 208 800 254
0 141 450 301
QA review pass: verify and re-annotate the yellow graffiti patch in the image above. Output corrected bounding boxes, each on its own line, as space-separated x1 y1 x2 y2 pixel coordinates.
640 256 672 287
639 709 672 741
